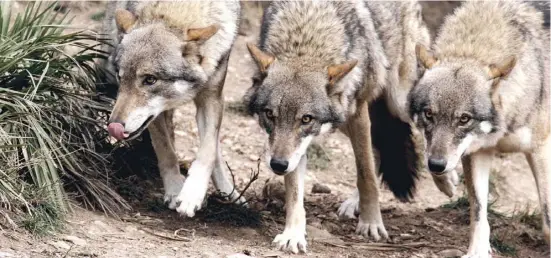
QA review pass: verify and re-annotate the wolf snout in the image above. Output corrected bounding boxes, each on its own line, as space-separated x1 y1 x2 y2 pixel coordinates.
107 122 129 141
270 158 289 175
428 156 447 174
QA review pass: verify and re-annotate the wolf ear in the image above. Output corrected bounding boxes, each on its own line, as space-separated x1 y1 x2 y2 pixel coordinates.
187 25 219 42
416 44 438 69
247 43 275 73
327 60 358 85
488 57 516 80
115 9 137 34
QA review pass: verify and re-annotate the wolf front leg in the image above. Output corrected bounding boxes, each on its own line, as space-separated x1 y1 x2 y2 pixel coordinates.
148 110 185 210
344 100 388 241
174 56 230 217
462 150 493 258
273 155 307 254
525 136 551 244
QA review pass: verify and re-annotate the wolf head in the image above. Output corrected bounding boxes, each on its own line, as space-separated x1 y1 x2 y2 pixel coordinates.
245 44 355 175
408 44 516 175
107 9 219 141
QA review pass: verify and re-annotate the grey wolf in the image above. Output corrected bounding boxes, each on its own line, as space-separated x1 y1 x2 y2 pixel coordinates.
244 1 430 253
102 1 245 217
409 1 550 257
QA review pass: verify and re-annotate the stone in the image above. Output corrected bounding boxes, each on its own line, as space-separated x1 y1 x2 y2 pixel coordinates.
311 183 331 194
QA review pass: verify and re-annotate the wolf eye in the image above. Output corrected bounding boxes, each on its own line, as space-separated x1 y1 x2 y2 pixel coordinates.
265 109 274 120
424 109 433 120
459 114 471 125
301 115 313 124
143 75 157 86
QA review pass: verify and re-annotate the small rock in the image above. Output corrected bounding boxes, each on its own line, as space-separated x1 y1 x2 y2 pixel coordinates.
399 233 414 240
321 221 341 233
327 212 339 220
248 154 259 161
306 225 343 243
390 226 400 231
437 249 464 258
311 183 331 194
226 254 253 258
174 130 187 137
50 241 71 250
62 235 87 246
309 218 323 229
237 227 259 237
0 251 14 257
262 178 285 202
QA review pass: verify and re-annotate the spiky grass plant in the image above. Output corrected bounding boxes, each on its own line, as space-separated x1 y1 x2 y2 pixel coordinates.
0 1 130 230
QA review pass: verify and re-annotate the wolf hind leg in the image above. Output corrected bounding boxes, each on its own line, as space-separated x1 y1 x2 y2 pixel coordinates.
341 100 388 241
148 110 184 210
525 137 551 244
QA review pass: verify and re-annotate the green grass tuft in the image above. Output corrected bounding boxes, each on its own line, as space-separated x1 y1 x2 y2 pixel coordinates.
0 1 130 232
20 201 63 236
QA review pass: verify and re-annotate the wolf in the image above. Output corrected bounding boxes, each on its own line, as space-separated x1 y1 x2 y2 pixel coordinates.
409 1 550 257
244 1 430 253
101 1 245 217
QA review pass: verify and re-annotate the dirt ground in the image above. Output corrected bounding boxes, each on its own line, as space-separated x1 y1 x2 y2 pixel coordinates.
0 2 549 258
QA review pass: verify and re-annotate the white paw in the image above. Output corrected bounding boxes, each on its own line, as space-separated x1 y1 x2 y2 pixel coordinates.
162 174 185 210
175 176 209 217
233 195 248 207
461 251 492 258
356 216 389 241
174 162 210 217
273 228 307 254
463 241 492 258
338 191 359 219
221 190 248 207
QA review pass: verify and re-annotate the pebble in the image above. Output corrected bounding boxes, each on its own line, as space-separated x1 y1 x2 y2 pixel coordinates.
62 235 87 246
225 254 253 258
50 241 71 250
437 249 464 258
311 183 331 194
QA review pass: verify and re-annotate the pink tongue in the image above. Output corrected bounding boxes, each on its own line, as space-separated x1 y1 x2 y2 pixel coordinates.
107 123 128 140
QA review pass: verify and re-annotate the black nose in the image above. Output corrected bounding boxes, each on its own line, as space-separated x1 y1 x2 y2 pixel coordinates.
428 157 447 173
270 158 289 174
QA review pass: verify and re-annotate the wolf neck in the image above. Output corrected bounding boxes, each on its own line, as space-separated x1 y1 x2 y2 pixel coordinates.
434 1 528 65
136 2 212 30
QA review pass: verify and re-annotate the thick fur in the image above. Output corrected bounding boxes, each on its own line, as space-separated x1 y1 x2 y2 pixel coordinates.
244 1 430 253
102 1 245 217
370 97 423 201
409 1 550 257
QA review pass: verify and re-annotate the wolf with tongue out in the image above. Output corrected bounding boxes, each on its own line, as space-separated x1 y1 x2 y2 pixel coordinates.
102 0 245 217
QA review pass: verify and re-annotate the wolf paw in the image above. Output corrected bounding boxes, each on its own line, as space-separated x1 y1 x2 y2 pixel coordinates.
174 175 209 217
356 216 389 241
162 174 185 210
273 228 307 254
462 243 492 258
338 191 359 219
